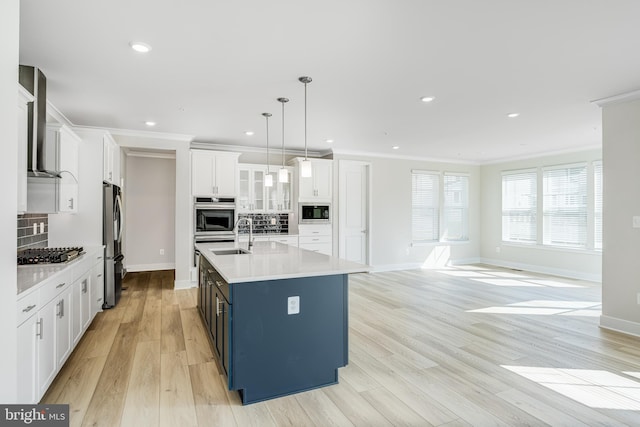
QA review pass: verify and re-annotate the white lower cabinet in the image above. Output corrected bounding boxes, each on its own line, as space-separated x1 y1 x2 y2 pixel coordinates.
92 261 104 317
298 225 333 255
16 248 103 404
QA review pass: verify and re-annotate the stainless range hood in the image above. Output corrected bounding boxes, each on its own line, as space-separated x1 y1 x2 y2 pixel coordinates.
19 65 61 178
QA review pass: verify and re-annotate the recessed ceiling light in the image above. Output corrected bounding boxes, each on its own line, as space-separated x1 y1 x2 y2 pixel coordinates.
507 113 520 118
144 121 156 127
392 146 400 150
129 42 152 53
245 131 254 136
325 139 334 144
420 96 435 103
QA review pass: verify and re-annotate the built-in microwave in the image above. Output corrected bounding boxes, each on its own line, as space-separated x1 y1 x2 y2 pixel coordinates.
194 197 237 242
299 203 331 224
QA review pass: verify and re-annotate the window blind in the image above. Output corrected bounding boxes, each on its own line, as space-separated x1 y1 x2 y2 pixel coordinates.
594 161 603 250
502 170 537 243
443 174 469 241
543 164 587 248
412 172 439 242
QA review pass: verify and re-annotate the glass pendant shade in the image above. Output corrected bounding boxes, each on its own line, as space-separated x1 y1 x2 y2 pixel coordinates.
300 159 312 178
278 167 289 183
265 173 273 187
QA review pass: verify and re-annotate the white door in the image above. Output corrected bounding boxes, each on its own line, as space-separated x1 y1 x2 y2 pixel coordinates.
339 161 370 264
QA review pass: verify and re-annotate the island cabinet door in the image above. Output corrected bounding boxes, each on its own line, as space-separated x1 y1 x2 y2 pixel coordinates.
215 290 230 376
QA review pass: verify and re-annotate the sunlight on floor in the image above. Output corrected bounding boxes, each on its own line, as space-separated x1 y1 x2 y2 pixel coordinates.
502 366 640 410
468 300 601 316
432 266 586 288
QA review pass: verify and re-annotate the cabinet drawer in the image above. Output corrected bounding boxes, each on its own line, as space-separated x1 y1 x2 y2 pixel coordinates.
16 291 39 327
270 236 298 245
299 242 332 256
72 256 93 281
299 235 331 244
298 225 332 236
39 270 72 307
210 269 230 302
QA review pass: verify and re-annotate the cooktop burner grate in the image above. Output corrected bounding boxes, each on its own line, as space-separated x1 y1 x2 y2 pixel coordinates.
18 247 84 265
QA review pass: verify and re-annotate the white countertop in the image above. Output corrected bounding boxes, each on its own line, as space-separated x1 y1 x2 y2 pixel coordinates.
17 246 103 296
195 241 370 284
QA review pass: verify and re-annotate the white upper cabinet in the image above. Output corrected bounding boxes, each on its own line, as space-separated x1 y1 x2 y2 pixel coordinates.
49 124 81 213
265 168 293 212
237 164 266 212
293 158 333 202
103 133 120 185
17 85 34 213
191 149 240 197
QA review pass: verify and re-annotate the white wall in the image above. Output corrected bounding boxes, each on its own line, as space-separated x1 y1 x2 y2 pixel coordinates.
599 97 640 336
479 149 602 281
333 153 481 270
124 155 176 271
1 0 19 402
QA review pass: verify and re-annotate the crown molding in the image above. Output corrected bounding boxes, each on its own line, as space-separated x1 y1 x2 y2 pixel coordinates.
330 148 481 165
190 141 331 158
46 100 74 127
482 143 602 165
592 89 640 107
124 148 176 160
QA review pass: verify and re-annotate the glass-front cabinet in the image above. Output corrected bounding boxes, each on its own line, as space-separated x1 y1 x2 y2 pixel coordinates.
238 166 266 212
239 164 292 212
265 168 292 212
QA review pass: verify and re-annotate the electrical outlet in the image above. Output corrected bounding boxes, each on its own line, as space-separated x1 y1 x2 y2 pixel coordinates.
32 223 38 235
633 216 640 228
496 246 501 253
159 249 165 255
288 296 300 315
271 217 277 225
637 293 640 305
40 222 45 234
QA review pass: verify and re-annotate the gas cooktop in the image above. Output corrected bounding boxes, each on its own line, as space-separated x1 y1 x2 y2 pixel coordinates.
17 247 84 265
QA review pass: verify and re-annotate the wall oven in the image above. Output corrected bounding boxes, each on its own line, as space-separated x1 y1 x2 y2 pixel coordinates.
194 197 236 242
299 203 331 224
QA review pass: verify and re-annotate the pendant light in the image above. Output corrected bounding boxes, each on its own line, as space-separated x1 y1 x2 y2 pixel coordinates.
299 76 313 178
277 97 289 183
262 112 273 187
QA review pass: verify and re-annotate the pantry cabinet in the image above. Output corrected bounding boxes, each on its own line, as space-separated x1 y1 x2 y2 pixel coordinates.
192 149 240 197
103 133 120 185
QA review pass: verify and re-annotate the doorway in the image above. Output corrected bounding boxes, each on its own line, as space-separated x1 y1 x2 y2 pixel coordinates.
338 160 371 265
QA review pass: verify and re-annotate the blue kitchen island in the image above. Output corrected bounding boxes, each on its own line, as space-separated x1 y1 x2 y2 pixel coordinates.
195 241 369 404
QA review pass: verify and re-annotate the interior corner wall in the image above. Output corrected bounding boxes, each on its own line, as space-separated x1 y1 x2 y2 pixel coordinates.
1 0 19 402
600 98 640 336
124 156 176 272
479 149 603 281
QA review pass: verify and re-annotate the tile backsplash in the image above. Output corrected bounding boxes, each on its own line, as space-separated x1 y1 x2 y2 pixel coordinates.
237 213 289 234
17 213 48 250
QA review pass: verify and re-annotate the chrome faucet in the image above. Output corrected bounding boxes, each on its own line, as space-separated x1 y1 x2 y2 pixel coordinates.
235 217 254 251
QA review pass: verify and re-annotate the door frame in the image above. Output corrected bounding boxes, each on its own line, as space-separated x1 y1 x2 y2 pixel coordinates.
338 160 372 265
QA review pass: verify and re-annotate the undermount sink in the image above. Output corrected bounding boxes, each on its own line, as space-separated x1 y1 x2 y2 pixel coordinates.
211 248 251 255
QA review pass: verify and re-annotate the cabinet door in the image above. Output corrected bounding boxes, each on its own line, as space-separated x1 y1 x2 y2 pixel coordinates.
38 299 57 398
80 271 92 331
192 151 216 196
237 168 251 211
299 171 315 199
215 155 237 196
252 169 265 211
17 315 38 404
55 287 73 367
313 161 332 199
72 280 82 345
92 262 104 317
57 128 80 213
103 135 113 183
17 90 30 213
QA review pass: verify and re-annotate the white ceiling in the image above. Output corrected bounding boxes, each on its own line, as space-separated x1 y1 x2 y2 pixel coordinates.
18 0 640 163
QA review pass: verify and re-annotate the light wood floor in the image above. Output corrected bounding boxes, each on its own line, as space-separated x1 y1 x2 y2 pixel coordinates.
42 266 640 426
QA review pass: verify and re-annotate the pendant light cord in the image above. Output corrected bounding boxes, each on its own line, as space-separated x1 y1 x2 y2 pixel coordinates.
266 115 270 173
281 100 285 168
304 81 308 161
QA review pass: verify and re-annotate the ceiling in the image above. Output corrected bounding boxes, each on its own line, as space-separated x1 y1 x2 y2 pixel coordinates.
18 0 640 164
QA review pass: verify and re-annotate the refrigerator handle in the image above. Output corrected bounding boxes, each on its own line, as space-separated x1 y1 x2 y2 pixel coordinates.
115 194 124 242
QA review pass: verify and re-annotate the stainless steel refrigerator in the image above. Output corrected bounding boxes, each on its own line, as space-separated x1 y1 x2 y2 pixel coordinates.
103 182 124 308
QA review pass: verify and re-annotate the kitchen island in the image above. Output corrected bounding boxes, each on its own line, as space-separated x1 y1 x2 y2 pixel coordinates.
195 240 369 404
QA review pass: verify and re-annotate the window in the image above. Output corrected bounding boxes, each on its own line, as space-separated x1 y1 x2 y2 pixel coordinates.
443 174 469 241
594 161 603 250
543 164 587 248
502 170 537 243
412 171 439 242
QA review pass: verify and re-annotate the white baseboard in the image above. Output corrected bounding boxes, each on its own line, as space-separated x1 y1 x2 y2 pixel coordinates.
174 279 196 290
126 263 175 273
479 257 601 282
599 315 640 338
